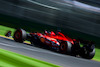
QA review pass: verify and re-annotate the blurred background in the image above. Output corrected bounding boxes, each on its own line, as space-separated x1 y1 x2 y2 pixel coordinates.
0 0 100 48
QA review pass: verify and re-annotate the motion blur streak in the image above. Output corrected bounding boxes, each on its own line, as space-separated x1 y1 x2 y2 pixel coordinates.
27 0 61 10
0 0 100 37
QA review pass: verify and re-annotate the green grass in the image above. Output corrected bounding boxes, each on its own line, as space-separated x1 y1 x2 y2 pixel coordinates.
93 48 100 62
0 48 60 67
0 25 100 62
0 25 15 36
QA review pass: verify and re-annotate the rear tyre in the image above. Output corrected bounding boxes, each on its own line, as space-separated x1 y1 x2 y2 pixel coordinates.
14 29 27 43
59 41 72 55
80 47 95 59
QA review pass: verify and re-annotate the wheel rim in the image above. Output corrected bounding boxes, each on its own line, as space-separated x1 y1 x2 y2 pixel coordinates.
60 42 67 51
15 31 21 39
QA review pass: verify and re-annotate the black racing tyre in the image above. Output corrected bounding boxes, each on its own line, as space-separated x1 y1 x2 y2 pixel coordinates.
80 48 95 59
30 35 40 44
14 29 27 43
59 41 72 55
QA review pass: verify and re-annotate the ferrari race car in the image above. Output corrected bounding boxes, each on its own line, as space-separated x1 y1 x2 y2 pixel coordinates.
13 29 95 59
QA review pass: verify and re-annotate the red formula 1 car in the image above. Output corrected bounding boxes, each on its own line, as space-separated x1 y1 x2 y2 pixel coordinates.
13 29 95 59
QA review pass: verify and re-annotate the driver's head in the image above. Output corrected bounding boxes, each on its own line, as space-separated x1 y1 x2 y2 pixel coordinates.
56 29 61 34
44 30 51 34
44 30 47 34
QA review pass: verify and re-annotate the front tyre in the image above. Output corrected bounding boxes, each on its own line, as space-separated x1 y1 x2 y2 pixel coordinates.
14 29 27 43
59 41 72 55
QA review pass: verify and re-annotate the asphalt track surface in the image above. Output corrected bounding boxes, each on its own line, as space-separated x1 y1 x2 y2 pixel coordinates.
0 37 100 67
